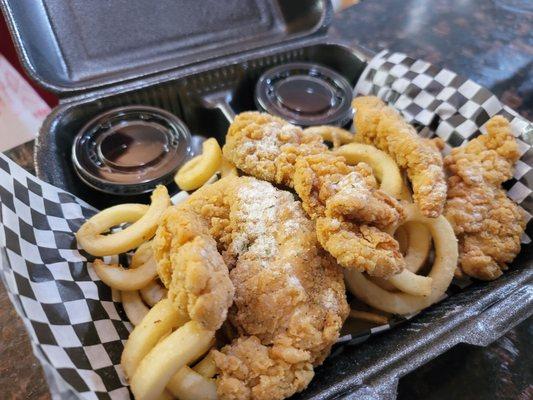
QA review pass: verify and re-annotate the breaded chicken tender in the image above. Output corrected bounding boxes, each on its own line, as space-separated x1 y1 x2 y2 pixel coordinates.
223 112 405 278
154 200 234 331
315 217 404 278
444 116 526 280
444 116 520 186
153 176 349 400
222 111 326 186
353 96 447 218
214 178 348 400
293 153 404 228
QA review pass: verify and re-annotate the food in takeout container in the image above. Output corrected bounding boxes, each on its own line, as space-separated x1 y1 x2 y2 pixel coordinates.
1 0 531 399
74 102 527 400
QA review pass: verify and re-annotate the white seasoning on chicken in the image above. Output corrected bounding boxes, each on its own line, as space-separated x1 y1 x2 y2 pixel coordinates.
335 172 372 201
231 179 280 264
320 288 339 312
210 176 349 400
255 123 283 157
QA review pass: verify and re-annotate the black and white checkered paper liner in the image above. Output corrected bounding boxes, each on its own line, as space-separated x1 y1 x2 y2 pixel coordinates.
0 156 131 399
354 49 532 239
337 49 533 345
0 50 531 399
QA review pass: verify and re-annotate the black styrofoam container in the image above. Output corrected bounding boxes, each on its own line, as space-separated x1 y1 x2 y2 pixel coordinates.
36 40 369 209
1 1 532 399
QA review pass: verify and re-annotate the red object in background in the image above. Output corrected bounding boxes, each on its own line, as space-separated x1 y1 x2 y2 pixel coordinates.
0 16 58 107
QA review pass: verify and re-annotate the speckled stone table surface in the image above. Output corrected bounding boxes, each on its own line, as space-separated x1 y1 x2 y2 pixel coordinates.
1 0 531 399
331 0 532 122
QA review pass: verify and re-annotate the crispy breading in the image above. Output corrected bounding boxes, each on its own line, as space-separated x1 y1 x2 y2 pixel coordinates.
444 116 526 280
353 96 447 217
294 153 404 228
222 111 326 186
169 235 233 329
213 336 314 400
154 176 349 400
315 217 404 278
153 192 234 331
223 112 405 278
214 177 348 400
445 115 520 185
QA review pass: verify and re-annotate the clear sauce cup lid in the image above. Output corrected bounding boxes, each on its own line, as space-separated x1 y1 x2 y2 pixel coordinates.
255 62 353 126
72 105 192 195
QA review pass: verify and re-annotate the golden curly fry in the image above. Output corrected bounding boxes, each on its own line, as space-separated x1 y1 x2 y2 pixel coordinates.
76 186 170 256
139 280 167 307
121 290 150 326
131 241 155 267
175 138 222 191
219 157 238 177
349 309 388 325
345 204 458 314
166 365 217 400
93 257 158 291
130 320 215 400
335 142 403 199
193 353 216 378
122 299 188 379
387 268 432 296
122 297 217 400
304 125 355 148
403 221 432 273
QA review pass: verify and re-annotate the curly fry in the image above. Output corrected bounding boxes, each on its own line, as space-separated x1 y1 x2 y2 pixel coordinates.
220 157 238 177
122 290 150 326
304 125 354 148
76 186 170 256
140 280 167 307
345 203 458 314
335 142 403 199
93 257 158 291
349 309 388 325
130 321 215 400
175 138 222 190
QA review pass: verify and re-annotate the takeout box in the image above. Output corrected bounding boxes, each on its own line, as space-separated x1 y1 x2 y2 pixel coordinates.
1 1 532 399
4 0 370 209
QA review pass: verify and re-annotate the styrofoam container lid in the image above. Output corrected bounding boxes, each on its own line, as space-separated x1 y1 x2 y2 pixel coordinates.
0 0 332 93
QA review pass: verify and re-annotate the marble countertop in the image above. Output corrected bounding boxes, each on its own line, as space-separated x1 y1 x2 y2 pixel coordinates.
331 0 532 122
1 0 531 399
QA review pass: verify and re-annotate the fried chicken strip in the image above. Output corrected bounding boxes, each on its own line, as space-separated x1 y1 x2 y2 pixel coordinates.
153 186 234 331
293 153 403 228
352 96 447 217
444 115 526 280
223 112 405 278
154 176 349 399
214 178 348 400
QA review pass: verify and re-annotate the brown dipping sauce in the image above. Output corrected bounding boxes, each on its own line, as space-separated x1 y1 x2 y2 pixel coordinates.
255 62 353 127
98 123 170 170
274 76 336 115
72 106 192 194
